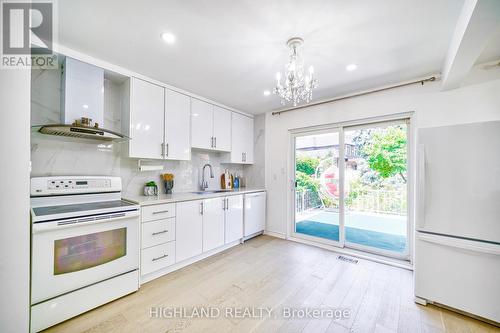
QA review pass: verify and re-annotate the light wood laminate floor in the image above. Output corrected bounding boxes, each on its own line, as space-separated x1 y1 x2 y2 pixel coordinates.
44 236 498 333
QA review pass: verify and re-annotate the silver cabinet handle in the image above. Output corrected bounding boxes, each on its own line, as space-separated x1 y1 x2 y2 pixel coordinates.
152 254 169 262
200 202 204 215
166 143 169 157
152 230 168 236
214 137 217 148
225 198 229 210
210 137 214 148
222 198 226 210
152 210 169 215
161 143 165 157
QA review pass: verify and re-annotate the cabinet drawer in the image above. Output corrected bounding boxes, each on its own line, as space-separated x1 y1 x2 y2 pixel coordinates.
142 203 175 222
141 242 175 275
141 218 175 249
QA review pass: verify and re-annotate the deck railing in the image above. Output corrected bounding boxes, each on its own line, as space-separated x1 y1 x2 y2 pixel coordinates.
296 189 406 215
295 189 322 213
348 189 406 215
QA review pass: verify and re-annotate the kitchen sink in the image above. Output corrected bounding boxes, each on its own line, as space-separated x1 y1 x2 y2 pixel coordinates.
190 190 234 194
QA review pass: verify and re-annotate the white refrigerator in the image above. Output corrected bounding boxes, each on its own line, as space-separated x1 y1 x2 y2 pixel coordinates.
414 120 500 323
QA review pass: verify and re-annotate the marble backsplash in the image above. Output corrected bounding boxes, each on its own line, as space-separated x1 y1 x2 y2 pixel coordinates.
30 133 246 195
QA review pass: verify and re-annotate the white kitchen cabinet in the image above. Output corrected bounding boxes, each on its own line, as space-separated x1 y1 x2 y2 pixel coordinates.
225 195 243 244
164 89 191 160
141 242 175 275
191 99 231 152
191 98 213 150
176 200 203 262
213 106 231 151
128 77 165 159
202 197 225 252
244 192 266 237
226 112 254 164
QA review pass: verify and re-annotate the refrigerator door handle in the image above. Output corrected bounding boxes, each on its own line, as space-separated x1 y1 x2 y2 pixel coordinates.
418 233 500 256
417 144 426 229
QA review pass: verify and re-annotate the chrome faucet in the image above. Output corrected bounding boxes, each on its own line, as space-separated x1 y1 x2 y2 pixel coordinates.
201 163 214 190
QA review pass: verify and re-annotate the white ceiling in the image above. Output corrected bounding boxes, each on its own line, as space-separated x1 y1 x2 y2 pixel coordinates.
57 0 495 114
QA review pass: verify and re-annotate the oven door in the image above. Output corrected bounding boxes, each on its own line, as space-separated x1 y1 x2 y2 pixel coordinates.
31 210 139 304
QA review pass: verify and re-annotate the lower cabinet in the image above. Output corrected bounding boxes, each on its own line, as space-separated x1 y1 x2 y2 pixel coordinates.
141 242 175 275
140 192 264 280
176 200 203 262
202 197 225 252
225 195 244 244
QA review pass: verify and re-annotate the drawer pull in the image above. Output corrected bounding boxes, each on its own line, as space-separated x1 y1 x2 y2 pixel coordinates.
152 254 169 262
152 230 168 236
152 210 169 215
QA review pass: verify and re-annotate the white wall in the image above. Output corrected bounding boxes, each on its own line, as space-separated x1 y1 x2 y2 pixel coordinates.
0 70 31 332
264 68 500 237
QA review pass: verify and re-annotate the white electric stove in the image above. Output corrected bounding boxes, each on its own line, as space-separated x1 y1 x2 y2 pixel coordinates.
30 176 140 332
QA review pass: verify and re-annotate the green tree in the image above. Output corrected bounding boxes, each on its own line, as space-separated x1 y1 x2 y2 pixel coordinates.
363 126 407 183
296 156 320 176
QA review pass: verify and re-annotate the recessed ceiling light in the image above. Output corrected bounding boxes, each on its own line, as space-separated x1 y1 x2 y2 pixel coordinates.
160 32 176 44
346 64 358 71
263 90 271 96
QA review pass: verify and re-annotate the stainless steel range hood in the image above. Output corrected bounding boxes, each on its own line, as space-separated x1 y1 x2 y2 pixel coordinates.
34 57 129 142
35 123 129 141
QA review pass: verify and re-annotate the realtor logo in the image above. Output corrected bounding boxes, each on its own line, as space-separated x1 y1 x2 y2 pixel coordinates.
1 0 57 68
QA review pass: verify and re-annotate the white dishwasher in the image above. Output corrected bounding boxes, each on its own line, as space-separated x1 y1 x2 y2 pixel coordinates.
244 192 266 238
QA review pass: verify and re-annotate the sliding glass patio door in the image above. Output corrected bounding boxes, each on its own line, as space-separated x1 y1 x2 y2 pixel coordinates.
292 119 409 259
293 128 345 247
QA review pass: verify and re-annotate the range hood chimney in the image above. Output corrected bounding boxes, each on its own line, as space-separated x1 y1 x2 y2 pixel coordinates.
35 57 129 141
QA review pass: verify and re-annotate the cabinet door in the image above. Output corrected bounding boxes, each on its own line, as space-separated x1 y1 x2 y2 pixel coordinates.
229 113 253 164
244 192 266 237
129 78 165 159
213 106 231 152
225 195 243 244
165 90 191 160
242 115 254 164
191 99 213 150
202 197 225 252
230 112 245 163
176 200 203 262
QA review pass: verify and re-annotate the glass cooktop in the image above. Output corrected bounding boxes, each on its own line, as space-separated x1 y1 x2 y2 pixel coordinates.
33 200 137 217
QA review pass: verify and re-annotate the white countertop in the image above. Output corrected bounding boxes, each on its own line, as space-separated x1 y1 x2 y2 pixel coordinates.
123 187 266 206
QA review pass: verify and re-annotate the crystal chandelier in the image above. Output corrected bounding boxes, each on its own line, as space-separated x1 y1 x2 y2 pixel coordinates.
273 37 317 106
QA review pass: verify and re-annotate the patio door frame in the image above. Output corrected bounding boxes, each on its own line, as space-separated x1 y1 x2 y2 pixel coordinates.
287 112 414 262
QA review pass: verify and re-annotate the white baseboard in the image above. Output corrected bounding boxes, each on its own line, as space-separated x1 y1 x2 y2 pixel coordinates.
263 230 286 239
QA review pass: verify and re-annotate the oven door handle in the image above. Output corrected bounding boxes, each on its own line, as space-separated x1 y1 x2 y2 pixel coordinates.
32 210 140 234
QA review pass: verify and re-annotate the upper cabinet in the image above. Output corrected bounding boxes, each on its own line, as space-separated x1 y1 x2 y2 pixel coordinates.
191 99 231 152
127 77 165 159
125 78 191 160
123 77 251 162
227 112 254 164
191 99 213 150
213 106 231 151
164 89 191 160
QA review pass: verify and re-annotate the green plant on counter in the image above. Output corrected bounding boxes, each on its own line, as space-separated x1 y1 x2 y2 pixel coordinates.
146 181 157 187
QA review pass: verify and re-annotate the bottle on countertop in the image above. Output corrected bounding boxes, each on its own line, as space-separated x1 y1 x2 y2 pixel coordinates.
226 169 232 189
234 174 240 189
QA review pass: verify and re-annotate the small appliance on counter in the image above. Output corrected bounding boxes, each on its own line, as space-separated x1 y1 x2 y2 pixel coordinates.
30 176 140 332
